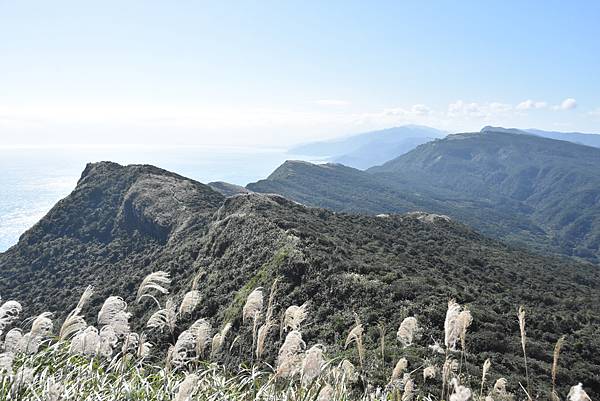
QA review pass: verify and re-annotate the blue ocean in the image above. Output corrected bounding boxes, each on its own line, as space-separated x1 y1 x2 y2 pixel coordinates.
0 146 316 252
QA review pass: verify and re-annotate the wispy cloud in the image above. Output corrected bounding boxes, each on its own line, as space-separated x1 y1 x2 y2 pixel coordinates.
315 99 350 106
516 99 548 110
447 101 512 118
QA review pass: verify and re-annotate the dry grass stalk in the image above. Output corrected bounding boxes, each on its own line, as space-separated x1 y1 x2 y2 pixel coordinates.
479 358 491 398
136 271 171 305
281 303 308 334
345 318 365 368
397 316 418 347
552 335 566 394
518 305 531 400
178 290 201 316
445 299 462 351
276 330 305 378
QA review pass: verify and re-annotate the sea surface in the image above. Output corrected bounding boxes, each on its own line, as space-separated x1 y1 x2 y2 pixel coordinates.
0 146 318 252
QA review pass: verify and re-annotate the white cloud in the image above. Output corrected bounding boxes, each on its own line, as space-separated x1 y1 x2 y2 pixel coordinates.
447 100 511 118
553 98 577 110
516 99 548 110
315 99 350 106
589 107 600 116
382 104 432 117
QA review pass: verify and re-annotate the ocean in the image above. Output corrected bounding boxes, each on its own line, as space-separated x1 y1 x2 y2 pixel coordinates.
0 146 317 252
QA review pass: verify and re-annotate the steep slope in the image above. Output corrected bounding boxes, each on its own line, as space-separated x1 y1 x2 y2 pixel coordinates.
250 131 600 263
1 161 600 396
290 125 446 169
0 161 225 317
370 131 600 261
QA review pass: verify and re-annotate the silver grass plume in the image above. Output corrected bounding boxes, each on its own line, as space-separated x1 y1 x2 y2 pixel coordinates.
423 365 437 381
518 306 531 399
136 271 171 305
0 300 22 331
256 279 279 359
121 332 150 357
137 333 152 358
567 383 592 401
25 312 53 353
189 318 212 357
390 358 408 385
75 285 94 310
98 325 118 357
317 383 334 401
301 344 325 386
493 378 508 394
69 326 100 356
60 286 93 341
402 378 414 401
442 358 459 396
377 320 386 363
179 290 201 316
276 330 305 378
397 316 418 347
449 378 472 401
44 376 64 401
174 373 199 401
98 296 131 336
172 330 196 367
147 298 177 333
243 287 263 324
552 336 566 396
211 322 232 357
480 358 491 398
340 359 358 383
3 328 23 353
344 317 364 368
0 352 14 373
457 309 473 351
281 303 309 335
265 278 278 323
30 312 53 338
445 299 462 351
255 319 276 360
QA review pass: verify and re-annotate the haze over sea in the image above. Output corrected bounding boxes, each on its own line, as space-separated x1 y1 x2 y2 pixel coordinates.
0 146 314 252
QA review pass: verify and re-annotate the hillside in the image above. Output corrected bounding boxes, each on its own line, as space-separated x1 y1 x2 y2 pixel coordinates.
250 130 600 263
1 161 600 396
290 125 446 169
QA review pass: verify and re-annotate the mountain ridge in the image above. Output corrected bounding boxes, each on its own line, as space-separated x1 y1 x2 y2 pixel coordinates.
250 130 600 263
2 161 600 395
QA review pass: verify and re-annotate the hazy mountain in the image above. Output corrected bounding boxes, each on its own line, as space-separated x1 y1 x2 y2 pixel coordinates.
290 125 446 169
250 130 600 263
2 161 600 394
482 126 600 148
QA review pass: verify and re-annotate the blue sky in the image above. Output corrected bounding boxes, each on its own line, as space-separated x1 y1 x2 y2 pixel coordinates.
1 0 599 147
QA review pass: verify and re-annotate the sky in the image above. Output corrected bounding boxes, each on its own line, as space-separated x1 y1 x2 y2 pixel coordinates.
1 0 600 148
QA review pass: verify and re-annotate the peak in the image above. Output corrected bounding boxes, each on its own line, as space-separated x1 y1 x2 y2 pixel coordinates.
19 161 225 247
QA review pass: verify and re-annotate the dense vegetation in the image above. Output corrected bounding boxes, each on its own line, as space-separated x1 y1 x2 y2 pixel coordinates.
249 130 600 264
0 267 595 400
1 161 600 398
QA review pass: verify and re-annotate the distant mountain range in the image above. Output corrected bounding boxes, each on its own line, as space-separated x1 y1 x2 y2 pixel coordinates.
481 126 600 148
2 161 600 395
290 125 447 169
249 128 600 263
